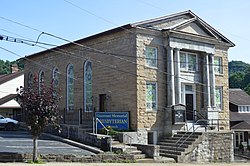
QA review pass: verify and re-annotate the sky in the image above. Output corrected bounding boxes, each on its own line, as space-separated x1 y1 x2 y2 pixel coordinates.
0 0 250 63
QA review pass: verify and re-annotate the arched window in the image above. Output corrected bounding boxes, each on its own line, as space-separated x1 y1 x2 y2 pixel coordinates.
52 67 59 87
38 70 44 93
28 72 33 88
84 61 92 112
67 64 74 111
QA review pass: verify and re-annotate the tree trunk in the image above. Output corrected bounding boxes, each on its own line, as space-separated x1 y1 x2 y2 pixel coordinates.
32 136 38 162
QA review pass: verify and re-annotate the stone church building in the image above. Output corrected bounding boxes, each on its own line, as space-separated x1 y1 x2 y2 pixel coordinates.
23 10 234 149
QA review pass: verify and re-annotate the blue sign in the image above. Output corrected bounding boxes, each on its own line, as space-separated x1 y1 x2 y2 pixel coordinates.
95 112 129 130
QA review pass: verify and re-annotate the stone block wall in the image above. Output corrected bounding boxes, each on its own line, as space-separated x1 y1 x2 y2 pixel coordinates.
215 46 230 130
182 131 234 163
135 28 167 137
24 30 139 129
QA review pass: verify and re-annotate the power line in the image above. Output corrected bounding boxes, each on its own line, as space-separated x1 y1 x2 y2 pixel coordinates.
0 34 229 100
0 16 42 33
0 39 227 112
0 28 229 92
62 0 134 34
0 17 230 95
0 13 233 69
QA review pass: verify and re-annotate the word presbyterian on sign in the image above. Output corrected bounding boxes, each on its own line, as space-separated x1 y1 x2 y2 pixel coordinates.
95 112 129 130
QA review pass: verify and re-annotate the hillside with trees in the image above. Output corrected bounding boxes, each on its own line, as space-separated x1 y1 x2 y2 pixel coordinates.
229 60 250 95
0 59 24 74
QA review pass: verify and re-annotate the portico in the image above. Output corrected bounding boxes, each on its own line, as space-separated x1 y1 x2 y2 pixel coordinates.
166 35 219 124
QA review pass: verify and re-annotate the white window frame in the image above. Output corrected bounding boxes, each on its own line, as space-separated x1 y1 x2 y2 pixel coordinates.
145 46 158 68
214 56 223 74
215 86 223 110
146 82 158 111
180 51 198 72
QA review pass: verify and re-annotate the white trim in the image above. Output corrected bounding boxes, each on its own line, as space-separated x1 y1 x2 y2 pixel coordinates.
169 37 215 54
215 86 223 111
234 132 244 149
183 83 196 120
214 56 223 75
145 46 158 68
180 51 198 72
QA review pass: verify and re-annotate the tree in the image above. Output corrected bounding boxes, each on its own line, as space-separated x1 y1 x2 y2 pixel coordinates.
0 59 24 74
244 83 250 96
229 72 245 89
17 75 61 162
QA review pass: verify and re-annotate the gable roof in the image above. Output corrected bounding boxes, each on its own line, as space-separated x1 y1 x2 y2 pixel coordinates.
0 71 24 85
23 10 234 60
231 121 250 130
132 10 235 47
230 111 250 122
229 89 250 106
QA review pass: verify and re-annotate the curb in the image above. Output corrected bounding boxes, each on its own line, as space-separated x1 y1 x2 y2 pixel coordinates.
42 133 104 154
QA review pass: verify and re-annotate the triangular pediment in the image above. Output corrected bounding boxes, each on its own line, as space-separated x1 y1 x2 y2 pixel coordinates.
132 10 235 46
176 21 214 37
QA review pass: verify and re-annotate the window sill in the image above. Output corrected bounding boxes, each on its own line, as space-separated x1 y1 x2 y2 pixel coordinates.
215 73 224 77
146 110 157 113
180 70 197 74
145 65 158 69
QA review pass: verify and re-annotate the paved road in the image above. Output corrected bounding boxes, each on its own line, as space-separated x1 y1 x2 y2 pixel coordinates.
0 130 95 156
0 163 250 166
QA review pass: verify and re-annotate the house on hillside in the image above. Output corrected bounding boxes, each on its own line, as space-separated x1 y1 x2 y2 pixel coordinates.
0 65 24 121
22 10 235 162
229 89 250 149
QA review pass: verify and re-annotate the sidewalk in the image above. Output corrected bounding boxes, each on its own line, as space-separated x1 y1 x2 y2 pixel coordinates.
0 163 250 166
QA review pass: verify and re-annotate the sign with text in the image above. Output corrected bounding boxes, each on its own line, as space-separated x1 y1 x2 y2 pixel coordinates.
95 112 129 130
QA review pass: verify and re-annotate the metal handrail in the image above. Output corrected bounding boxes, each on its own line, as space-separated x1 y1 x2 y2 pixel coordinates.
95 117 110 135
95 117 112 152
175 119 209 152
94 118 133 151
123 133 133 149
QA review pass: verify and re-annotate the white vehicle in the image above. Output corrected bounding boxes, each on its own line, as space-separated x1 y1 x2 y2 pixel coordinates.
0 115 19 130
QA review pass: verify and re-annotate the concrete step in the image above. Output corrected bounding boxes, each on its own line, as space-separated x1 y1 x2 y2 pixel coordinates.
162 137 196 142
132 153 146 160
158 139 193 145
111 140 121 145
158 131 203 163
173 134 199 139
160 145 185 152
158 142 189 148
137 158 155 163
160 149 182 155
159 153 177 161
125 149 143 155
154 156 176 163
176 132 202 136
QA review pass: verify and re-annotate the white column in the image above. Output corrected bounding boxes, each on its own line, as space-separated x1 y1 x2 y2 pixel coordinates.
210 55 216 107
206 54 211 108
175 48 181 104
169 47 175 106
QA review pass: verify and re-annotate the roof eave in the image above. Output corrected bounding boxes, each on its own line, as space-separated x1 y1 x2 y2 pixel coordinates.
22 24 134 60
